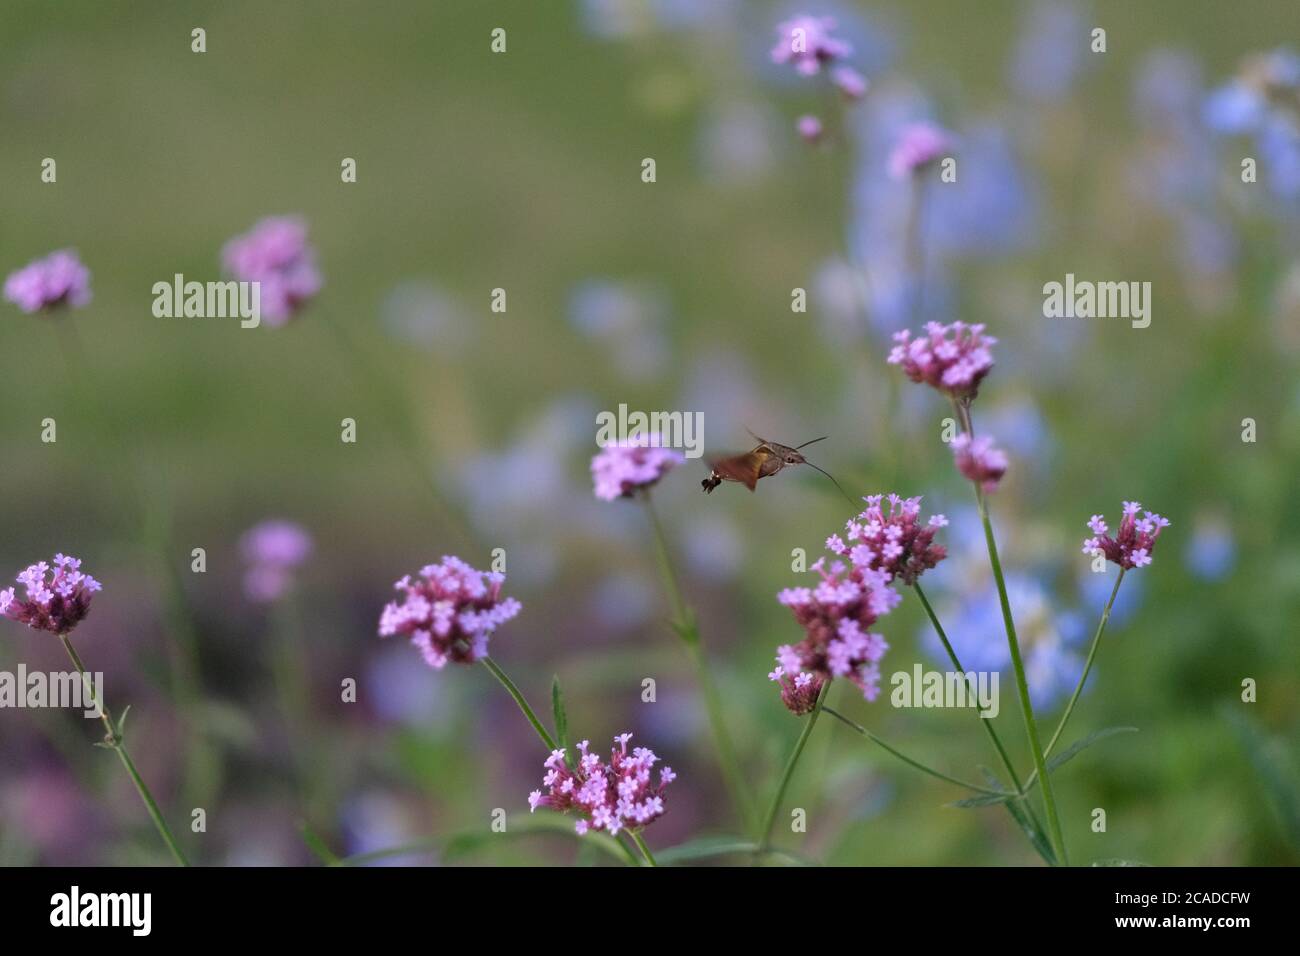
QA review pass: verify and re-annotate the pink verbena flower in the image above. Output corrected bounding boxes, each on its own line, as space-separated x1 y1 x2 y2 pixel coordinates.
828 493 948 585
222 216 322 326
1082 501 1171 570
590 433 684 501
528 733 675 836
771 16 852 76
4 250 91 313
240 520 313 603
775 559 898 702
378 556 521 668
887 321 997 399
0 554 102 635
952 434 1008 492
767 665 826 715
887 122 952 179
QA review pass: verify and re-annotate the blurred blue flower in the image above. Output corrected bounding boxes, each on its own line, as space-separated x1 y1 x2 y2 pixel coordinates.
380 279 471 352
921 573 1085 711
1078 563 1143 628
339 793 427 866
696 99 781 184
567 278 670 381
1184 514 1236 581
1008 0 1089 103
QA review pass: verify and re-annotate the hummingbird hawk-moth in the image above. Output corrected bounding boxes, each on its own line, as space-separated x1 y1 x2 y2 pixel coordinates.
702 432 854 503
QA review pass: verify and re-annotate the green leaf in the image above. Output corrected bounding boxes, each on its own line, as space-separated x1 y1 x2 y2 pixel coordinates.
980 766 1057 866
948 792 1015 808
654 834 759 865
1092 858 1150 867
1222 706 1300 850
115 704 131 737
551 675 572 769
298 822 343 866
1047 726 1138 772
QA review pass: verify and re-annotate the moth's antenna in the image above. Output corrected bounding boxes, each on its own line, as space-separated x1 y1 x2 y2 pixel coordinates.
795 435 829 450
802 460 858 507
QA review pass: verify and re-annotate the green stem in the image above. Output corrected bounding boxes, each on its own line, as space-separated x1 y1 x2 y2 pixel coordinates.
913 581 1054 860
953 398 1068 864
974 488 1069 866
758 679 830 849
912 582 1028 794
822 706 1009 796
480 656 556 751
58 633 189 866
641 493 753 833
628 830 658 867
1024 568 1126 791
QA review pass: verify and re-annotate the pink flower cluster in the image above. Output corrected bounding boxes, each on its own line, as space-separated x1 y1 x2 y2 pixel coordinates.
888 321 997 399
888 122 953 179
952 434 1008 492
775 559 899 704
240 520 313 603
528 734 675 836
0 554 102 635
378 556 521 668
590 433 684 501
3 250 92 313
1082 502 1171 570
222 216 322 325
767 666 826 716
770 16 852 76
827 493 948 585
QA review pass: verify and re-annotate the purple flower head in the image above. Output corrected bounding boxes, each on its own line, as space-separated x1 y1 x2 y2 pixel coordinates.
0 554 102 635
831 65 868 99
797 114 825 144
240 520 314 603
4 250 91 313
952 434 1008 492
828 493 948 585
887 321 997 399
222 216 322 326
888 122 952 179
528 733 674 836
590 432 684 501
776 559 898 702
767 665 826 715
378 556 521 668
771 15 852 76
1082 502 1170 571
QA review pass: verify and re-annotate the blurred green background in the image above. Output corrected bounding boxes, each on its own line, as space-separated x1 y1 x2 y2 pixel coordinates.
1 0 1298 865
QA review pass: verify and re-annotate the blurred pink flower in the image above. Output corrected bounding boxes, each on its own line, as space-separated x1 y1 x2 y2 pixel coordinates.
887 122 952 179
240 520 313 603
797 114 825 143
832 65 868 99
222 216 321 325
4 249 91 313
0 553 101 635
378 556 521 668
590 433 684 501
776 559 899 702
888 320 997 399
528 733 674 836
829 493 948 585
952 434 1008 492
771 15 852 76
1083 501 1171 570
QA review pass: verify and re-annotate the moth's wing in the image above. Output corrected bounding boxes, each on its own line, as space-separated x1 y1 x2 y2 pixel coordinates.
709 451 764 491
756 446 787 479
